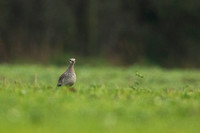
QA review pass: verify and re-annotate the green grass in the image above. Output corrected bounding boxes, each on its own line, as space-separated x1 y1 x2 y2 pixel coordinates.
0 64 200 133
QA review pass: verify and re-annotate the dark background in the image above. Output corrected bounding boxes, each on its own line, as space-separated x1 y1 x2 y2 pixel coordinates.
0 0 200 67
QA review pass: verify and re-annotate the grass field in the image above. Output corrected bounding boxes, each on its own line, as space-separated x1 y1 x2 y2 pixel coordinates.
0 64 200 133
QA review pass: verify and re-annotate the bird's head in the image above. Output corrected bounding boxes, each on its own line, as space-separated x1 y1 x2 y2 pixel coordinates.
69 58 76 64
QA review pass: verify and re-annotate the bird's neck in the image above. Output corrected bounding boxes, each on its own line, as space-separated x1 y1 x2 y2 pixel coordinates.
67 63 74 72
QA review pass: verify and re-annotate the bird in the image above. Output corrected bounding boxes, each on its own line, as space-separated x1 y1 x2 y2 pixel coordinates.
57 58 76 87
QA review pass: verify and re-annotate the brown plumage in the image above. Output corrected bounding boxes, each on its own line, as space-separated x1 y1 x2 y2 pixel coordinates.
57 58 76 87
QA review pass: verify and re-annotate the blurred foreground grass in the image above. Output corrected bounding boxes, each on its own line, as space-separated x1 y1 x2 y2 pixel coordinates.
0 64 200 133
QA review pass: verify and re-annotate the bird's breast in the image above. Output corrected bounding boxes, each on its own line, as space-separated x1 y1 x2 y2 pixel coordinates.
63 73 76 85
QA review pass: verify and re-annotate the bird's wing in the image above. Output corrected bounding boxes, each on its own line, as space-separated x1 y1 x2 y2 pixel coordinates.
57 73 66 86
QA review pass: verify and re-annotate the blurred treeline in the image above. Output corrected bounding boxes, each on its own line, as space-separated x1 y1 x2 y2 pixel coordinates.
0 0 200 67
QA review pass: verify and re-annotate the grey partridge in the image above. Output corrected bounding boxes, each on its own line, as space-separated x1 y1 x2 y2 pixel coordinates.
57 58 76 87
